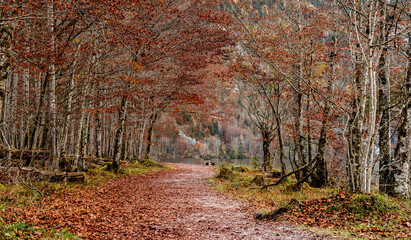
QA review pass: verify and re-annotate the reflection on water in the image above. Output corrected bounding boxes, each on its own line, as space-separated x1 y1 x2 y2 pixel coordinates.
163 158 253 166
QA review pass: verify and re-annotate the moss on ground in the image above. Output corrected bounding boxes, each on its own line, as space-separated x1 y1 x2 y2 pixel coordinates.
210 165 411 239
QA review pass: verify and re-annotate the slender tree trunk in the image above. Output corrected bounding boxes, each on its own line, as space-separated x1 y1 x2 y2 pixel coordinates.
121 114 128 160
306 96 312 165
345 0 383 194
276 120 286 176
126 130 133 161
74 76 92 171
74 97 86 170
295 78 306 180
112 97 128 172
95 112 102 158
347 58 363 192
81 111 91 169
21 46 31 150
312 115 329 187
378 47 392 193
392 33 411 198
261 131 272 173
48 1 58 171
312 30 336 188
0 4 12 123
60 45 80 158
9 73 17 149
137 117 147 160
40 111 49 150
144 112 158 160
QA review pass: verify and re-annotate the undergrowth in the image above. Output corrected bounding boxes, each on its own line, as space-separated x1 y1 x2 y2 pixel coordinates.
0 220 79 240
211 164 411 239
0 159 171 239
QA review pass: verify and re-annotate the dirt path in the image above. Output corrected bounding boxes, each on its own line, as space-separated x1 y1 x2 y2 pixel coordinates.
22 164 332 239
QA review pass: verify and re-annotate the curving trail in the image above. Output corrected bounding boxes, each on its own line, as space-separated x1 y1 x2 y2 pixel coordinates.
23 163 333 239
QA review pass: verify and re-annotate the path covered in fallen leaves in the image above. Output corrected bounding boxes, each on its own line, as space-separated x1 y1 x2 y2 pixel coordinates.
19 164 330 239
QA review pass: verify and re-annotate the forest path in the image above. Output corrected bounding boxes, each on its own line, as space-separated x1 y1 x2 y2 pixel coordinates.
23 163 332 239
133 163 329 240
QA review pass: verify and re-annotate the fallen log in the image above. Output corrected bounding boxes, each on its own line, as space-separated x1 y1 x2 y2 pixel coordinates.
0 150 50 160
0 167 85 183
0 149 50 167
66 172 85 182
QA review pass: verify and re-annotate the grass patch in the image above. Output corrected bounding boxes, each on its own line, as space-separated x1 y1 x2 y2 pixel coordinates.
210 166 411 239
0 220 79 240
216 163 237 179
85 160 171 186
211 167 332 212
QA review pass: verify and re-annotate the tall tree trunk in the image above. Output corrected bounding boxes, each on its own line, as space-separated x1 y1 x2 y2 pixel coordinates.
48 1 58 171
377 1 396 194
392 33 411 198
81 111 91 169
312 115 329 187
137 117 147 160
347 57 363 192
60 45 81 158
378 47 392 193
21 46 30 150
295 76 306 180
8 73 17 149
127 130 134 161
144 112 158 160
3 72 16 150
312 29 336 188
344 0 385 194
276 118 286 176
261 131 272 173
95 112 102 158
294 8 306 182
112 97 128 172
306 96 313 165
74 75 92 171
0 4 12 123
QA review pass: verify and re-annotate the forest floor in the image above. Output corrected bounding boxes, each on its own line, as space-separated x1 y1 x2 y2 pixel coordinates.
1 163 333 239
211 165 411 240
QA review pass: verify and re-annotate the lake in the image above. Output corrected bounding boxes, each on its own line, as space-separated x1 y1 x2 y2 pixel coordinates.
162 158 254 166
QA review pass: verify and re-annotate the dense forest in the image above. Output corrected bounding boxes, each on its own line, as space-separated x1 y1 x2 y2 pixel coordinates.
1 0 410 199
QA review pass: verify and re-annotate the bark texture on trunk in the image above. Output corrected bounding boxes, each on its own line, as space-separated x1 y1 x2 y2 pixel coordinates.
378 48 392 193
112 97 128 172
144 112 158 160
276 122 286 176
262 131 272 173
48 1 58 172
0 7 12 123
392 34 411 198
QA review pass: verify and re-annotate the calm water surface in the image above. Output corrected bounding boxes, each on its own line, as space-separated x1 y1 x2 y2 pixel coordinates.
163 158 253 166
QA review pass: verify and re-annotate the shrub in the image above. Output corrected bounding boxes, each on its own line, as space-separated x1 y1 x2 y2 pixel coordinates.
345 194 392 216
216 164 235 179
231 165 249 172
138 159 164 168
250 156 260 171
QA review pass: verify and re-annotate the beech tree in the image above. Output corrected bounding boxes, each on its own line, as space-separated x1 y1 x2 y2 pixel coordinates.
340 0 410 195
229 0 344 185
0 0 233 173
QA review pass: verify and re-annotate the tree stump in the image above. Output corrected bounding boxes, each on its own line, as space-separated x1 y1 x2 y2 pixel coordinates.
272 169 282 178
66 172 85 182
253 174 265 186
